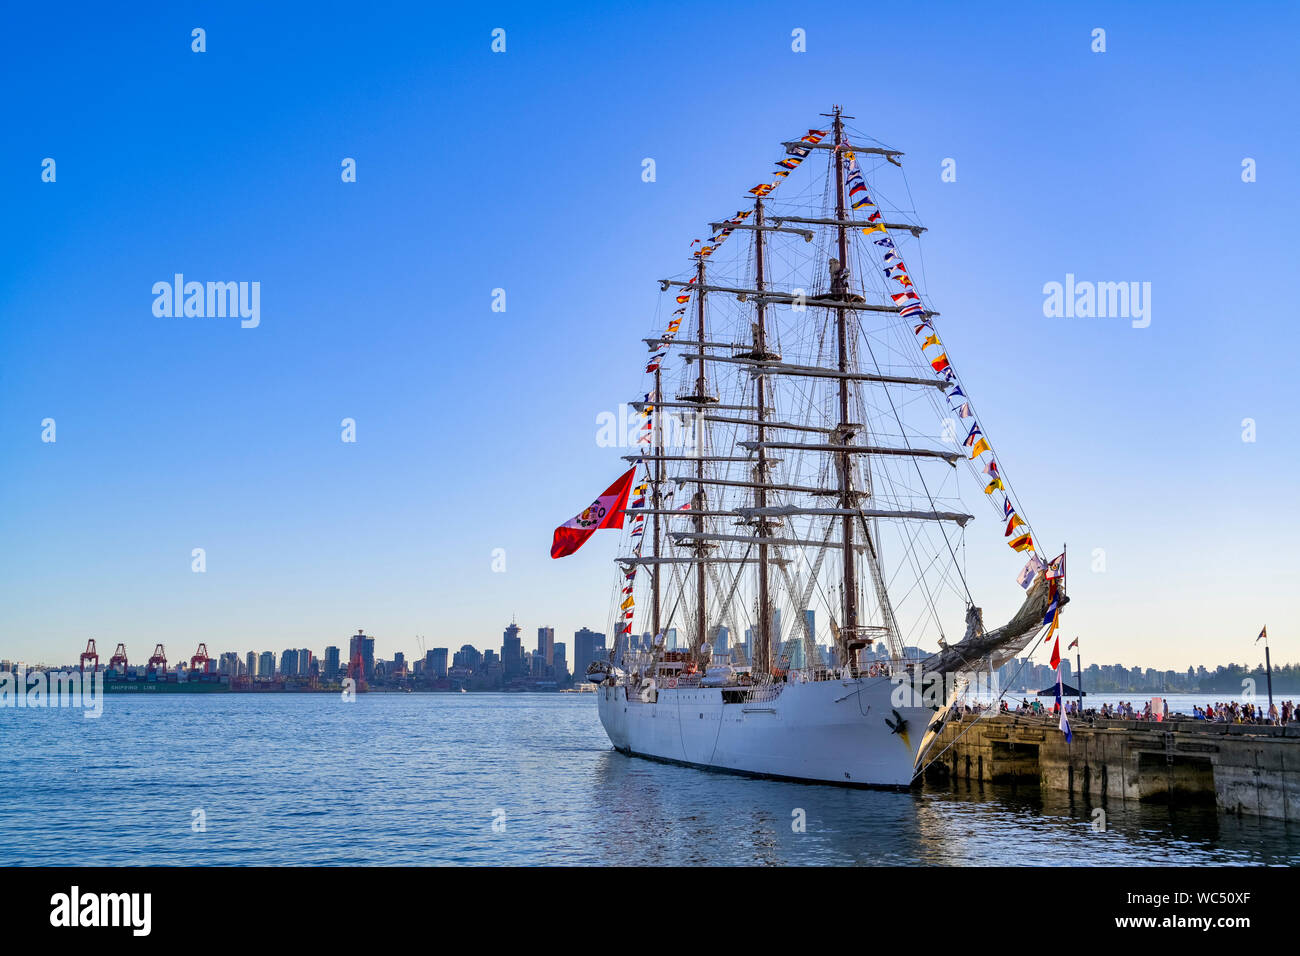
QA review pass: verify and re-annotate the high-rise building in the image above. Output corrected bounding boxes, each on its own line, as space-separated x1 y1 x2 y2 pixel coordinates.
427 648 448 678
453 644 482 671
778 610 816 670
503 621 523 679
348 631 375 681
574 627 606 677
710 625 729 657
246 651 257 678
537 627 555 668
298 648 312 675
323 646 341 680
554 642 568 682
393 651 406 675
279 649 297 677
258 651 275 680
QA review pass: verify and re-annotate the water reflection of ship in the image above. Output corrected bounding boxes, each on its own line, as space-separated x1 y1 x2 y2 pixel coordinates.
587 747 1286 864
585 747 928 865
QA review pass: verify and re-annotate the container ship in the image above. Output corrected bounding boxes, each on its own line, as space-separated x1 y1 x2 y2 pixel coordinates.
84 641 232 693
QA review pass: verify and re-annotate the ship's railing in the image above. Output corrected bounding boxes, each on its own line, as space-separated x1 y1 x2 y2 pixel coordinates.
786 667 840 683
745 683 785 703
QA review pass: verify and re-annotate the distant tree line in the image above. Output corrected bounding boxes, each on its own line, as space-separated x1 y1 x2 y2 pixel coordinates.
1074 662 1300 695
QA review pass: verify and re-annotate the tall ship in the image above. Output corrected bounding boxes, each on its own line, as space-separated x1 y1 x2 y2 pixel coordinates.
560 107 1068 788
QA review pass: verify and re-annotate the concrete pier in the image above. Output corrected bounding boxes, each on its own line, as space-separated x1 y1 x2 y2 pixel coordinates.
922 713 1300 820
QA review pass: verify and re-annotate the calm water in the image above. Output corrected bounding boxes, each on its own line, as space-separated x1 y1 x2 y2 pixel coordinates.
2 693 1297 866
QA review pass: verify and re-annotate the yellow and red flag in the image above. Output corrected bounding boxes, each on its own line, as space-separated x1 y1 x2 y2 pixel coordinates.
1008 533 1034 552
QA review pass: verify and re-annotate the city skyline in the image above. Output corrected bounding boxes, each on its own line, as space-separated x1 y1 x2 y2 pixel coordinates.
8 622 1293 684
2 4 1297 670
2 600 1292 675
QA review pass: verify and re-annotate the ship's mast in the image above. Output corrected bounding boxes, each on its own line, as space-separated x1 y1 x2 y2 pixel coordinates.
753 198 772 676
831 106 859 670
692 257 708 657
652 365 662 641
636 110 986 674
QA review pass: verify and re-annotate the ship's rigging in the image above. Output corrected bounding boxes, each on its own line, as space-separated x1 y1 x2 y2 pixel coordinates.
599 106 1061 694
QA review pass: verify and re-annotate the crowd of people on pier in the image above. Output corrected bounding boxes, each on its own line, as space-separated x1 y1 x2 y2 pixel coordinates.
977 696 1297 725
1093 700 1169 721
1193 700 1294 724
990 698 1148 719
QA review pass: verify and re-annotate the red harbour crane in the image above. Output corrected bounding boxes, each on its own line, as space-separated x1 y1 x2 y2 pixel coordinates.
190 643 212 674
79 639 99 673
147 643 168 673
108 643 128 672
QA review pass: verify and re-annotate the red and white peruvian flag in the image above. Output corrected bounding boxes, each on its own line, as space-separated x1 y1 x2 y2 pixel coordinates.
551 467 637 558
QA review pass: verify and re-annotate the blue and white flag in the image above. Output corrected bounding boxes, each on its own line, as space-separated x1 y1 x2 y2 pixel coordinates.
1056 670 1073 742
1017 553 1045 589
1043 589 1060 626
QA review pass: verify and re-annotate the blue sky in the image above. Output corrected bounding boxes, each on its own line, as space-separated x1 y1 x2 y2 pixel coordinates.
1 1 1296 670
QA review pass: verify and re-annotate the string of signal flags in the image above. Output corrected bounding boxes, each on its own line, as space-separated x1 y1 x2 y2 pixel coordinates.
552 119 1061 637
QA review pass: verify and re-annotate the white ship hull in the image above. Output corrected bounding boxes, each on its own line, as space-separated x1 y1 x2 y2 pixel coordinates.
596 677 934 788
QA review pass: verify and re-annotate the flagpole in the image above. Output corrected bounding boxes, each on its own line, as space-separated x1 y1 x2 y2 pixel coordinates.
1263 626 1275 720
1076 646 1083 712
